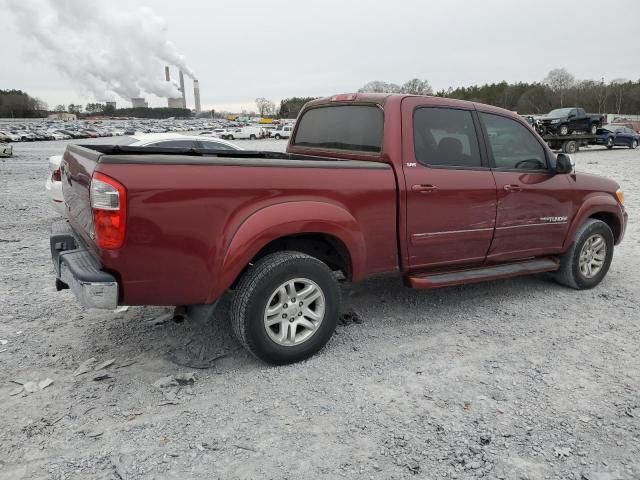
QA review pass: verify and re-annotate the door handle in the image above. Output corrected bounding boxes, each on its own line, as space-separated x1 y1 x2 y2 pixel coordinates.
412 184 438 193
503 184 522 192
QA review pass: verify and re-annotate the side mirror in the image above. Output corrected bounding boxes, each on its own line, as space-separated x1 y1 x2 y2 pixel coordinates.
556 153 575 174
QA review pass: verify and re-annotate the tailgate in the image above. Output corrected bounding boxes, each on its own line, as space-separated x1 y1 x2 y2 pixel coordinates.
60 144 102 246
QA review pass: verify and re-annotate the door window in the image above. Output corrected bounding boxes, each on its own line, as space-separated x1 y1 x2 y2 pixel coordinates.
413 108 482 168
481 113 547 170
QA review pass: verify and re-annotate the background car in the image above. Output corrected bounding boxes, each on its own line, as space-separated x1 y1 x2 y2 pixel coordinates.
0 142 12 157
45 134 241 214
595 125 639 149
0 130 22 142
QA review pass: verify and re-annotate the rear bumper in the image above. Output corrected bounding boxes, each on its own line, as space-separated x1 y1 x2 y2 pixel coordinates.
50 221 119 309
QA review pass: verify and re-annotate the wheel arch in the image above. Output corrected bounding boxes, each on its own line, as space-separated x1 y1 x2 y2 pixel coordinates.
563 195 624 249
208 201 366 302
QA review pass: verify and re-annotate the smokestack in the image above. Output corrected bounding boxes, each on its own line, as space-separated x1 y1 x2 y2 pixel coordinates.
194 79 201 115
164 66 170 82
179 70 186 109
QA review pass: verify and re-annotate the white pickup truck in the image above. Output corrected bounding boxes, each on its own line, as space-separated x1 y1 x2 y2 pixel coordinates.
270 125 294 139
214 126 264 140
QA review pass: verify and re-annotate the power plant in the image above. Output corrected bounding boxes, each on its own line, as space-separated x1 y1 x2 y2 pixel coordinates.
129 66 202 112
179 70 186 109
131 97 148 108
193 79 201 114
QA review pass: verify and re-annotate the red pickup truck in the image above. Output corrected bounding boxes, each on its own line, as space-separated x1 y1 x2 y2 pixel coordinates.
51 94 627 364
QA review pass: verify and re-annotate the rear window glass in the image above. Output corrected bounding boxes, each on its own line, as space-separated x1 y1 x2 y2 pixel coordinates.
293 105 383 152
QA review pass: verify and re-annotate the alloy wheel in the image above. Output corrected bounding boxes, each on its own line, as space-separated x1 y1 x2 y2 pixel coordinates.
263 278 326 346
578 234 606 279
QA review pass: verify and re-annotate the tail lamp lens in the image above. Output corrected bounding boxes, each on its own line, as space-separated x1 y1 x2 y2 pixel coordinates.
51 168 62 182
90 172 126 249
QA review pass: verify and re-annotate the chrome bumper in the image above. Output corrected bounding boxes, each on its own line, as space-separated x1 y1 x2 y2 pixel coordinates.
51 221 119 309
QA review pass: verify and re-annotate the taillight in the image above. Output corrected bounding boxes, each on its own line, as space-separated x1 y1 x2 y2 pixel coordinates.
90 172 126 249
51 168 61 182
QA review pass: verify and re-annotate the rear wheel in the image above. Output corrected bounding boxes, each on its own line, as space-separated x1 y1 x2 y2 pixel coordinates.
590 123 598 135
555 219 614 290
249 134 256 140
606 137 614 149
228 135 235 140
230 251 340 364
559 125 569 136
631 139 638 149
274 134 281 140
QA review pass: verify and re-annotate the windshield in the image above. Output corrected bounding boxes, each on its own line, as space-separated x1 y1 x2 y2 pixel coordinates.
547 108 574 117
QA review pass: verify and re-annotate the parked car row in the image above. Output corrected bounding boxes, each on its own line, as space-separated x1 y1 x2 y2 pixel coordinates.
0 118 296 143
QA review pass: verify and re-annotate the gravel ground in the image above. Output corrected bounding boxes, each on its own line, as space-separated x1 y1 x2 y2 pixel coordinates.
1 139 639 480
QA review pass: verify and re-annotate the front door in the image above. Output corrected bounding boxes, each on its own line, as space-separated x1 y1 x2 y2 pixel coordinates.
478 111 573 262
402 99 497 269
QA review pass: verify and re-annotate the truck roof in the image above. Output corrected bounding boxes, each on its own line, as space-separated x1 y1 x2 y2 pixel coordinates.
305 93 480 112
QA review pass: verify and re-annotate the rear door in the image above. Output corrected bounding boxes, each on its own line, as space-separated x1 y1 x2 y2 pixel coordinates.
478 111 573 261
402 99 497 269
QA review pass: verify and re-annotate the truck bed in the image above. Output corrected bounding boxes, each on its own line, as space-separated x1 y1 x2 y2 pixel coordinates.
79 144 388 168
60 144 399 306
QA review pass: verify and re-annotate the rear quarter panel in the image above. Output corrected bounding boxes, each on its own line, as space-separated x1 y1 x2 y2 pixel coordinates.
95 161 398 306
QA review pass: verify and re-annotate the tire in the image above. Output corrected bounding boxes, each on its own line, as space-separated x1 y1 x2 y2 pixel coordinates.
228 135 234 140
590 123 598 135
559 125 569 136
554 219 614 290
631 139 638 150
249 134 256 140
563 140 578 154
274 134 281 140
230 251 341 364
606 137 614 149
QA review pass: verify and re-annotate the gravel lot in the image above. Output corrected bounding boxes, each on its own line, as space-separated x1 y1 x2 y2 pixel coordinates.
1 139 639 480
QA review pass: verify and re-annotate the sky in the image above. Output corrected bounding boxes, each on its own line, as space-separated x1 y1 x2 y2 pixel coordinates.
1 0 639 113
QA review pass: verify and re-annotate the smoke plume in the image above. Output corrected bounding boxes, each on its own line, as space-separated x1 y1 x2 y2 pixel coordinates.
5 0 195 101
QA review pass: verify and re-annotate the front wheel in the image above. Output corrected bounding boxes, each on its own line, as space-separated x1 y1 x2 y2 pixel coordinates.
555 219 614 290
230 251 340 364
631 139 638 150
606 137 614 149
228 135 234 140
249 134 256 140
559 125 569 136
590 123 598 135
274 134 281 140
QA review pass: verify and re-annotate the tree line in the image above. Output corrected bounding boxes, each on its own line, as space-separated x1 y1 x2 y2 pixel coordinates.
357 70 640 115
0 89 48 118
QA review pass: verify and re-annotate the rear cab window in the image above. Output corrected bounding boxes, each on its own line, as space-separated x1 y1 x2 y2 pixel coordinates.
292 105 383 153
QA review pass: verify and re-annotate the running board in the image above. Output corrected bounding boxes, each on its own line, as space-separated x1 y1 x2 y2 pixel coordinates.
407 258 559 289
